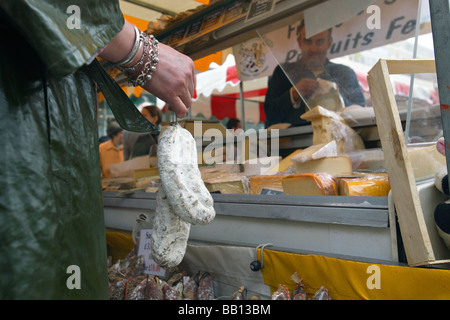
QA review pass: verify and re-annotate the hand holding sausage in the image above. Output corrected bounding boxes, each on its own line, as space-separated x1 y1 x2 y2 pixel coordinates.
100 21 196 118
142 43 196 118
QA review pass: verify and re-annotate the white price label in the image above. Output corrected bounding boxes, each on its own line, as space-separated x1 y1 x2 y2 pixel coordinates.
137 229 165 277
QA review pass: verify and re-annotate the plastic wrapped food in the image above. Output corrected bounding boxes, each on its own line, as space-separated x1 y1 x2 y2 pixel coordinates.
337 174 390 197
144 277 165 300
196 271 215 300
282 173 338 196
231 286 247 300
161 281 183 300
291 141 338 163
120 253 146 277
312 286 332 300
182 276 198 300
301 105 365 154
129 277 150 300
109 276 129 300
271 284 291 300
290 272 308 300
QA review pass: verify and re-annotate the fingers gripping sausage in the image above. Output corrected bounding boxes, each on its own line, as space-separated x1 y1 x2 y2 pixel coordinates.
157 124 215 225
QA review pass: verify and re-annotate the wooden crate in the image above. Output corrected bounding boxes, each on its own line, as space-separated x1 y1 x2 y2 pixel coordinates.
368 59 450 267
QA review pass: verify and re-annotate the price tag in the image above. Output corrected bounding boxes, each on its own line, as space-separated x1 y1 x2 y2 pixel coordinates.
260 188 284 195
245 0 275 23
137 229 165 278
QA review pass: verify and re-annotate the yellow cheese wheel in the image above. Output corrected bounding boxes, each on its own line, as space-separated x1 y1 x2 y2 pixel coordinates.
282 173 338 196
338 176 390 197
249 175 285 195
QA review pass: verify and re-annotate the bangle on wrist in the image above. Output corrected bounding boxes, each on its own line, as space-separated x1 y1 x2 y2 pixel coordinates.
122 33 159 88
113 26 141 67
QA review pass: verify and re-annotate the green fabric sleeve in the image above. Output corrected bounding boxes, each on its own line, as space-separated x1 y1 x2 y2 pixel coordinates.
0 0 124 77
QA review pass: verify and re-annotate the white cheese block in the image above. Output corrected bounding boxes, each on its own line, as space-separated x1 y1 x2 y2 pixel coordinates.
294 155 353 177
408 145 446 181
291 141 338 163
301 105 365 154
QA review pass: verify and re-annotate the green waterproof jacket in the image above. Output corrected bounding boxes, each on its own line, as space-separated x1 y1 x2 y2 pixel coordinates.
0 0 124 299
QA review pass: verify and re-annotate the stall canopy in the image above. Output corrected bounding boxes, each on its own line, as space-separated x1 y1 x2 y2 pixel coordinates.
119 0 209 22
120 0 223 72
192 55 268 125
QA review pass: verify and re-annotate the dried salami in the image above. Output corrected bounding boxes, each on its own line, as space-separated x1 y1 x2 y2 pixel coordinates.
151 187 191 268
157 124 215 225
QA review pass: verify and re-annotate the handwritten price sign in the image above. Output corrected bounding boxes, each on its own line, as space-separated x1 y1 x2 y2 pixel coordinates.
137 229 165 278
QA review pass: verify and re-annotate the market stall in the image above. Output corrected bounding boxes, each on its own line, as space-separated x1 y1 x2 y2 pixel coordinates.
103 0 450 300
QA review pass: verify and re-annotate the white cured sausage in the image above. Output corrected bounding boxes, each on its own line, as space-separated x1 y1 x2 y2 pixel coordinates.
157 124 215 225
151 187 191 268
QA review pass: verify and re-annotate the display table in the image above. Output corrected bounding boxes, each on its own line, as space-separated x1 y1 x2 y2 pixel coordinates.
104 190 395 263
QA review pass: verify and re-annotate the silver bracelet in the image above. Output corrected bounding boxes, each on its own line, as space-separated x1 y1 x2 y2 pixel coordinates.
113 26 141 67
121 33 149 73
124 33 159 87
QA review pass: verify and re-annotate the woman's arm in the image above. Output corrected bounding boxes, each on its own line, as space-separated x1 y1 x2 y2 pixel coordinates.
99 21 195 118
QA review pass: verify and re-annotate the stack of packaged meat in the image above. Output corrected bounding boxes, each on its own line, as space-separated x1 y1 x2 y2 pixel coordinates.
271 272 331 300
108 251 214 300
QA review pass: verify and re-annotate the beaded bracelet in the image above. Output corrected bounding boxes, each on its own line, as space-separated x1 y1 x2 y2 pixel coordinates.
123 33 159 88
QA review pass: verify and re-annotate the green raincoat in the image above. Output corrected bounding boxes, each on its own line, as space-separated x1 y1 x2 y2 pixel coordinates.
0 0 124 299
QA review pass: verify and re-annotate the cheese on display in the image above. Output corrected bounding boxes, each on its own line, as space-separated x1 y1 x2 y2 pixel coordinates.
337 175 391 197
203 173 247 194
291 141 337 163
301 106 365 154
294 155 353 177
408 145 446 181
282 173 338 196
249 175 285 194
265 149 303 174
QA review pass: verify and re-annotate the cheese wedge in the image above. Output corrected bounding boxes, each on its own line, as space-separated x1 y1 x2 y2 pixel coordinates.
294 155 353 177
291 141 337 163
301 105 365 154
265 149 303 174
203 173 247 194
408 145 446 181
337 175 391 197
282 173 338 196
249 175 286 194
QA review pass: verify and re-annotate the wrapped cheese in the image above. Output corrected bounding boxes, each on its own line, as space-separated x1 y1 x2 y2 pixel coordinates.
291 141 338 163
249 175 285 195
301 105 365 154
203 173 248 194
282 173 338 196
337 175 391 197
265 149 303 174
294 155 353 177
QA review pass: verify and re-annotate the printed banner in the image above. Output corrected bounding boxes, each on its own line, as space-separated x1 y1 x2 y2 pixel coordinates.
233 0 420 81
